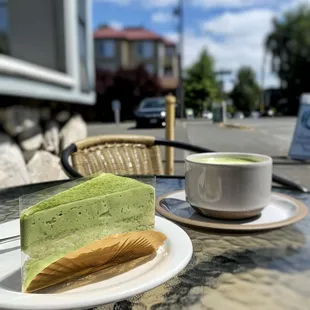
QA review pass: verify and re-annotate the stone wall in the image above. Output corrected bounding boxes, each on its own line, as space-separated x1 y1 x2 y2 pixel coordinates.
0 104 87 188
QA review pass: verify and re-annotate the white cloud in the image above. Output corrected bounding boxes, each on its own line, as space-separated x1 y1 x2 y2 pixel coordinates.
152 12 173 23
202 9 274 39
93 0 131 5
280 0 309 13
190 0 283 9
166 32 179 43
94 0 177 7
93 0 178 8
191 0 256 9
169 8 281 89
264 73 279 88
145 0 177 7
109 21 123 30
94 0 307 10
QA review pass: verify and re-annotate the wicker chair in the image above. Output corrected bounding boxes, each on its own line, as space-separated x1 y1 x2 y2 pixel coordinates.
61 135 211 177
61 134 308 193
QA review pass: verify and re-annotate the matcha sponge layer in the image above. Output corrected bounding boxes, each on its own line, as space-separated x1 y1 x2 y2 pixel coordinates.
21 173 147 218
20 173 155 291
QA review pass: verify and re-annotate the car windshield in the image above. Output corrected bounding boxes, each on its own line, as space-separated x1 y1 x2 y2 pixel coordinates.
140 99 165 109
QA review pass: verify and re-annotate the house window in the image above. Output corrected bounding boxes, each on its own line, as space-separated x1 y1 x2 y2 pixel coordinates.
97 62 117 72
136 41 154 58
99 40 115 58
0 0 9 55
158 43 165 58
145 63 154 75
164 66 173 76
166 47 175 57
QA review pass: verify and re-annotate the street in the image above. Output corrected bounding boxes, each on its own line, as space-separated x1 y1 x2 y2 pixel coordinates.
87 117 310 189
186 117 297 156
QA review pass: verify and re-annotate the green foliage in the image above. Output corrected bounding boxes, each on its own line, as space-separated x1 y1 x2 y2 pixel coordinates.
265 4 310 114
226 104 236 115
230 67 260 113
184 49 222 115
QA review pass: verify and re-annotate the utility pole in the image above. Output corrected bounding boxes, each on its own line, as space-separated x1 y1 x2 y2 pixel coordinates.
215 70 232 97
260 48 267 114
174 0 184 119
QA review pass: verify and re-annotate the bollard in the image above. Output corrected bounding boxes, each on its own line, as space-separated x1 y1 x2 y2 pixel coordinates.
165 93 176 175
112 99 121 126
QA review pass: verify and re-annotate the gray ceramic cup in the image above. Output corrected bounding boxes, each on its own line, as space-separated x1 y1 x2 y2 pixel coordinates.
185 152 272 219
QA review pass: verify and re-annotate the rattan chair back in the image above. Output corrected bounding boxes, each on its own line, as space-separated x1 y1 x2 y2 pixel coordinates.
70 135 164 176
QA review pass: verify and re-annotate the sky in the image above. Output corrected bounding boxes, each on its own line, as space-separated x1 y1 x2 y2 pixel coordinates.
92 0 310 91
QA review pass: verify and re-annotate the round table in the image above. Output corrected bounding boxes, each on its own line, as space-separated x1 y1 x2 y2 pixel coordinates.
1 177 310 310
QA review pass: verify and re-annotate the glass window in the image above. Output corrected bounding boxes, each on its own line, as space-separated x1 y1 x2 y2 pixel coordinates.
166 47 175 57
164 66 173 76
136 41 154 58
78 0 86 21
158 43 165 58
0 1 66 72
0 0 9 55
141 98 165 109
97 62 117 72
78 0 90 92
145 63 154 75
99 40 115 58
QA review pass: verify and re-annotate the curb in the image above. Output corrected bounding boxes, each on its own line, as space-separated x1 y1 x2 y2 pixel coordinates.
218 123 254 131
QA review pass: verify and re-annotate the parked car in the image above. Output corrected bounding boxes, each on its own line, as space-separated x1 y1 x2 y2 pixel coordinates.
202 110 213 120
250 111 260 118
135 97 167 128
186 108 195 120
233 111 245 119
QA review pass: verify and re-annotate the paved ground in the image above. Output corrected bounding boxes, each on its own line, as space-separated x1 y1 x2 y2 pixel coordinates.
186 117 296 156
88 117 310 190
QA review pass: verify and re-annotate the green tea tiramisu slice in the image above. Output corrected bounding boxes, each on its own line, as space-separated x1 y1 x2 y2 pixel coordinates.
20 173 155 292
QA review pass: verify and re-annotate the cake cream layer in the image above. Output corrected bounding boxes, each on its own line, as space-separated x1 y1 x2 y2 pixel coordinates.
20 174 155 291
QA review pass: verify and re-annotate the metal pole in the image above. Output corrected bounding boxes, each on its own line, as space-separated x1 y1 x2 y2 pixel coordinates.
177 0 184 120
165 94 176 175
260 48 267 114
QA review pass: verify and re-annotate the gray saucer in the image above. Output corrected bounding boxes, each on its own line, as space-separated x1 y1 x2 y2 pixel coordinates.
156 190 308 231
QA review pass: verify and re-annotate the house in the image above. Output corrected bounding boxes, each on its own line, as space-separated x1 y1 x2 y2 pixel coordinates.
93 25 179 92
0 0 95 104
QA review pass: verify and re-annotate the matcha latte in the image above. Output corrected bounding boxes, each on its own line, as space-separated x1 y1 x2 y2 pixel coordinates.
185 152 272 219
190 156 260 165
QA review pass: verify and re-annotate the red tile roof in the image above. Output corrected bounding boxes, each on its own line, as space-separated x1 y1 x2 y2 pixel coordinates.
94 26 125 39
94 26 176 46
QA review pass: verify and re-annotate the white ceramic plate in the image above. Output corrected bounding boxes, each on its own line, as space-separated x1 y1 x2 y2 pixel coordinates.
0 216 192 310
157 190 308 231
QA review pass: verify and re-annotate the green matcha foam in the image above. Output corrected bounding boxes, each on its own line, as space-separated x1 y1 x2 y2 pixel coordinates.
20 173 155 291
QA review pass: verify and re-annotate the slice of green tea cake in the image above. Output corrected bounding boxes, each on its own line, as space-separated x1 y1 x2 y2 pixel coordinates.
20 173 155 292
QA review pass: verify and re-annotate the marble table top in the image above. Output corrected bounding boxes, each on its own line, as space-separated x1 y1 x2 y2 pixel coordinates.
1 177 310 310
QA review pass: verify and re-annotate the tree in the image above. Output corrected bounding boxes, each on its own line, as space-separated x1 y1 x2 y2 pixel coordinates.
230 67 260 113
265 4 310 114
96 65 162 121
184 49 221 116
